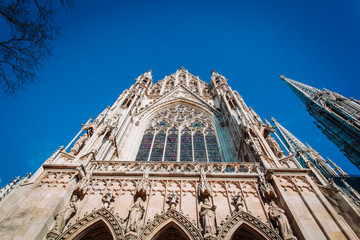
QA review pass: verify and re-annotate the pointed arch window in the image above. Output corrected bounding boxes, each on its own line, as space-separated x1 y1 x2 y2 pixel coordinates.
135 105 222 162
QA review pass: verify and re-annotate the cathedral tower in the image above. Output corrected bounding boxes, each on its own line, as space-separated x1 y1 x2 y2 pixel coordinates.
280 75 360 170
1 69 360 240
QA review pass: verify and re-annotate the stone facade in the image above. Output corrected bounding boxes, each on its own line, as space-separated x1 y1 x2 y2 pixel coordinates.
1 68 360 240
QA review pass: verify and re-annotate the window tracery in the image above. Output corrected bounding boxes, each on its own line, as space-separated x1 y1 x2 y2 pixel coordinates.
135 105 222 162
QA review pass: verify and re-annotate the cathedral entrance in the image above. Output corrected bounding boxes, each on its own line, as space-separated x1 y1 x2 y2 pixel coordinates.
153 223 191 240
72 220 113 240
230 224 268 240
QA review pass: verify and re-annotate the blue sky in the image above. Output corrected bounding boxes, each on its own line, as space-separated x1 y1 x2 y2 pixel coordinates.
0 0 359 186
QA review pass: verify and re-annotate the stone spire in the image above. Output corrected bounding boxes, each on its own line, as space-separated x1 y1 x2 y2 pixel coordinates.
271 118 339 178
279 75 321 105
271 117 307 154
280 75 360 170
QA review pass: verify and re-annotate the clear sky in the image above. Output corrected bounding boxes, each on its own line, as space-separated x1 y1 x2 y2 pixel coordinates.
1 0 359 187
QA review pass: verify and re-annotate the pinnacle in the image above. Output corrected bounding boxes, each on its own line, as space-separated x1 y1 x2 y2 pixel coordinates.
280 76 322 106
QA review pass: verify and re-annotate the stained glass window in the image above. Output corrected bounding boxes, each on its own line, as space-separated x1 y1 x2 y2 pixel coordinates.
180 132 192 162
164 132 178 162
135 105 223 162
193 131 207 162
150 131 166 161
135 131 154 161
206 133 221 162
190 121 205 128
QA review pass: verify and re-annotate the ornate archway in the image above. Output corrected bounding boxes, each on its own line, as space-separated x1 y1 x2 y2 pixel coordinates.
53 208 123 240
153 222 191 240
71 220 113 240
138 209 203 240
217 211 281 240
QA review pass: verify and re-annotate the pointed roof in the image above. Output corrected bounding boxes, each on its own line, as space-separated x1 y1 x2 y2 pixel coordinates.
271 117 307 153
155 68 210 87
280 75 321 106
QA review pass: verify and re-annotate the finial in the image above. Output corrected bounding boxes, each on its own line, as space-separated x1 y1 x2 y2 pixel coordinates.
211 69 216 74
270 117 277 123
279 75 286 80
180 66 185 70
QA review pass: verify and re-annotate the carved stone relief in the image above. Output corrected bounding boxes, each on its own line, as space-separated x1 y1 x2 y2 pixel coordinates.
38 171 76 188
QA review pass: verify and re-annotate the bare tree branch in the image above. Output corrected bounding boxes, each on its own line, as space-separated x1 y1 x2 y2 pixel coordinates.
0 0 72 95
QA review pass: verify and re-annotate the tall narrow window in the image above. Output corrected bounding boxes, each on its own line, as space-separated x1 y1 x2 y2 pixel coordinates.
193 131 207 162
135 131 154 161
206 133 221 162
180 128 192 162
164 131 178 162
150 131 166 161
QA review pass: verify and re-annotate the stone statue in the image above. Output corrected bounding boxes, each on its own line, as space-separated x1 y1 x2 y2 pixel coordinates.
167 191 179 210
126 197 145 233
70 133 88 155
268 201 297 240
232 191 244 212
102 192 114 209
199 197 217 237
52 194 78 233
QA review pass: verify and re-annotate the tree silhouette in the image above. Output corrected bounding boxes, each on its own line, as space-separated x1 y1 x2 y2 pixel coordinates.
0 0 72 95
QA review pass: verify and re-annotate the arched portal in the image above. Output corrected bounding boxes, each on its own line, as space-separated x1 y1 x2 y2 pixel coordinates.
58 208 123 240
72 220 113 240
217 211 282 240
153 222 190 240
230 223 268 240
138 209 203 240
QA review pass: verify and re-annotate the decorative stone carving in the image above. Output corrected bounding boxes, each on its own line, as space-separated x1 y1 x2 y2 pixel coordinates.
167 190 179 210
70 133 88 155
232 191 245 212
39 171 76 188
135 166 150 201
268 201 297 240
199 197 217 238
52 194 79 233
102 192 115 209
90 161 258 175
256 167 276 201
198 167 213 202
49 208 123 240
73 172 92 198
266 135 285 158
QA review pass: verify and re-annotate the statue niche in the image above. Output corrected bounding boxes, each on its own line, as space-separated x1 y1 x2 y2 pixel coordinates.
268 201 297 240
51 194 79 233
124 168 150 237
198 167 217 239
199 197 217 238
125 196 145 234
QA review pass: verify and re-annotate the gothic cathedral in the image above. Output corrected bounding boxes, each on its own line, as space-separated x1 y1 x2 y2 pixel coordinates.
1 68 359 240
